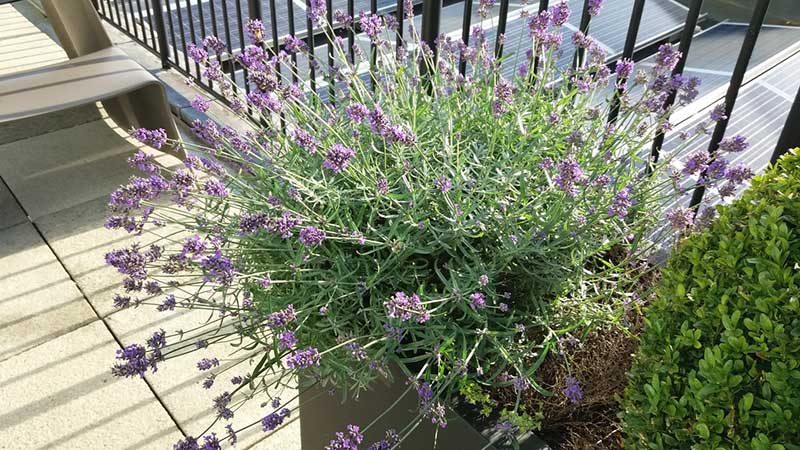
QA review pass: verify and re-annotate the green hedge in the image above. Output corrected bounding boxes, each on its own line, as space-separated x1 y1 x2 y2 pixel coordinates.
621 149 800 450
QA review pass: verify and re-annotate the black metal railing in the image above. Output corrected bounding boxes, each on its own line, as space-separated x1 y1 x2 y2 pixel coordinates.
94 0 800 205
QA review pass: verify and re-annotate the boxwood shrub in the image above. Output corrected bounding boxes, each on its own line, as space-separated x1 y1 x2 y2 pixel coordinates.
621 149 800 450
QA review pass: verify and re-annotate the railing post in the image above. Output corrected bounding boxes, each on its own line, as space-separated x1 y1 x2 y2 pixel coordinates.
572 0 592 69
608 0 646 123
248 0 263 21
689 0 770 210
420 0 442 85
149 0 170 69
495 0 510 58
771 84 800 165
648 0 703 171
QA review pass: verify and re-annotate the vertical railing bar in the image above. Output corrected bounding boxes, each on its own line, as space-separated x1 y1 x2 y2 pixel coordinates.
197 0 213 90
420 0 441 90
347 0 355 66
164 0 179 66
150 0 171 68
144 0 158 51
305 0 317 93
572 0 591 69
607 0 645 124
531 0 550 77
396 0 404 52
689 0 770 210
287 0 300 83
221 0 239 89
370 0 378 91
326 0 334 101
125 0 139 40
174 0 190 71
771 84 800 165
120 0 132 33
457 0 472 75
134 0 148 44
97 0 106 17
209 0 220 41
235 0 253 95
268 0 282 76
648 0 703 170
112 0 123 28
185 0 202 84
495 0 510 59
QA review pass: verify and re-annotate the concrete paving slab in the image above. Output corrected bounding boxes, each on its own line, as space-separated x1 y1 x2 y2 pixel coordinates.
0 222 96 362
106 305 302 449
0 104 103 146
0 119 141 219
0 4 67 76
0 179 26 231
0 320 183 450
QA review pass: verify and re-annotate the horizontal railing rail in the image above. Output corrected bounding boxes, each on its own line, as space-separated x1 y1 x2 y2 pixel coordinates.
93 0 800 209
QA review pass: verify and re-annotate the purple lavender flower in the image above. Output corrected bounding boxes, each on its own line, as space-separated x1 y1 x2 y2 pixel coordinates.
299 226 326 246
262 408 291 431
724 163 753 184
157 294 177 312
173 436 200 450
225 424 237 446
128 150 159 175
346 342 367 361
588 0 603 15
710 103 728 122
112 344 154 378
478 274 489 286
202 36 226 53
682 151 709 176
277 331 298 350
554 158 586 197
563 376 584 403
213 392 234 420
615 58 634 79
202 375 216 390
283 35 307 53
197 358 220 371
289 128 320 154
359 12 384 39
204 178 229 198
492 77 513 116
513 376 530 393
376 178 389 195
239 211 269 235
706 158 729 179
346 103 369 123
286 347 321 369
267 305 297 328
608 185 633 218
267 211 301 238
469 292 487 310
366 430 400 450
654 44 681 72
326 425 364 450
201 433 221 450
323 144 356 173
132 128 168 149
105 245 150 280
113 294 132 309
384 291 430 323
434 176 453 193
550 1 571 26
499 303 509 312
665 207 694 230
307 0 327 24
187 43 209 63
246 19 265 43
247 91 282 112
200 251 235 285
191 95 212 113
718 135 748 153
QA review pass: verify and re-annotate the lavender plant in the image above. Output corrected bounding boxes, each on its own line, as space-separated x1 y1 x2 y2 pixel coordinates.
107 1 753 448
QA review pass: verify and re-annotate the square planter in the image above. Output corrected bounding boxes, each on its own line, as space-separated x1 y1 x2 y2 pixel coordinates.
299 366 550 449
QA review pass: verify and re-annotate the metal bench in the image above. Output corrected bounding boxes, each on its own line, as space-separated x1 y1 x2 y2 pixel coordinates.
0 0 179 150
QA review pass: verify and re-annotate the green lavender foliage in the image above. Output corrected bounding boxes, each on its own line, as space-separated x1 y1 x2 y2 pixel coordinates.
621 150 800 450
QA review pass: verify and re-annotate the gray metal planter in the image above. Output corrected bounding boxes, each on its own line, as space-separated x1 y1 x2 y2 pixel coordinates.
299 367 550 450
